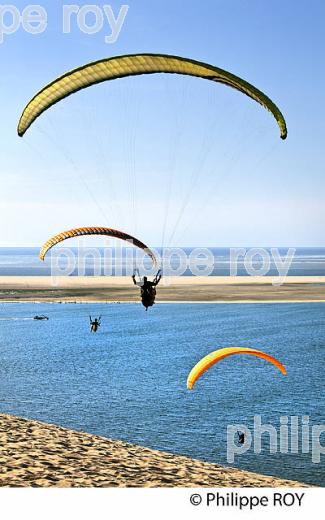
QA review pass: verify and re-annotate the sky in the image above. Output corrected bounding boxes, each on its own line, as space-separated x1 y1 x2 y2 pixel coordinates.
0 0 324 247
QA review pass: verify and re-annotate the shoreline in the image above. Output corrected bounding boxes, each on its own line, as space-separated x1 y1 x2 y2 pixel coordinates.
1 275 325 284
1 299 325 305
0 413 308 488
0 276 324 303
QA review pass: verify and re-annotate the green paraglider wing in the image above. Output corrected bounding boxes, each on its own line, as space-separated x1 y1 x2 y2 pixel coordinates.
18 53 287 139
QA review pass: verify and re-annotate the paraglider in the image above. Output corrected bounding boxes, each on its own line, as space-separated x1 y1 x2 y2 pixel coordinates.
89 316 101 333
187 346 286 390
237 431 245 445
132 270 162 310
18 53 287 139
39 226 157 267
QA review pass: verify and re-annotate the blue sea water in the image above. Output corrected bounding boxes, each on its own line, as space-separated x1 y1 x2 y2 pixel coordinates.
0 301 324 486
0 247 324 276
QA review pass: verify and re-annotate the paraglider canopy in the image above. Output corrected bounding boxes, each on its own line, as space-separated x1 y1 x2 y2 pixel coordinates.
40 226 157 267
187 346 286 390
18 53 287 139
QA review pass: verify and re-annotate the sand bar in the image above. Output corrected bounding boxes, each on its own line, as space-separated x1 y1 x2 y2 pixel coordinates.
0 414 307 487
0 276 324 303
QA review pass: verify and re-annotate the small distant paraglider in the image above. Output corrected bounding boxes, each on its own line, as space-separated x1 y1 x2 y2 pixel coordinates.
237 431 245 445
187 347 286 390
89 316 101 333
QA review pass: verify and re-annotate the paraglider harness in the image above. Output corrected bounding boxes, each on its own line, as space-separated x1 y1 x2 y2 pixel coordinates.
133 270 162 311
141 284 156 310
89 316 101 332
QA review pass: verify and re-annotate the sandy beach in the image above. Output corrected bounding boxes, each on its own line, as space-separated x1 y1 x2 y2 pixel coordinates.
0 414 307 487
0 276 324 303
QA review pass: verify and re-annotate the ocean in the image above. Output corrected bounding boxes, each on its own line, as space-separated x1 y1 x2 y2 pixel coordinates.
0 247 325 276
0 301 324 486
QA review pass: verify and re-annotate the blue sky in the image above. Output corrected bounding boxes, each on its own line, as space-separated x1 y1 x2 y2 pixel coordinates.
0 0 324 246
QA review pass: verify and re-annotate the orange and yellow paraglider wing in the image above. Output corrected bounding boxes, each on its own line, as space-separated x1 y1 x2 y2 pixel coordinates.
39 226 157 266
187 347 286 390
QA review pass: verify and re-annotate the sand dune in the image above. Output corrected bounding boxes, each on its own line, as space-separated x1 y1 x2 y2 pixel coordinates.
0 414 307 488
0 276 324 303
